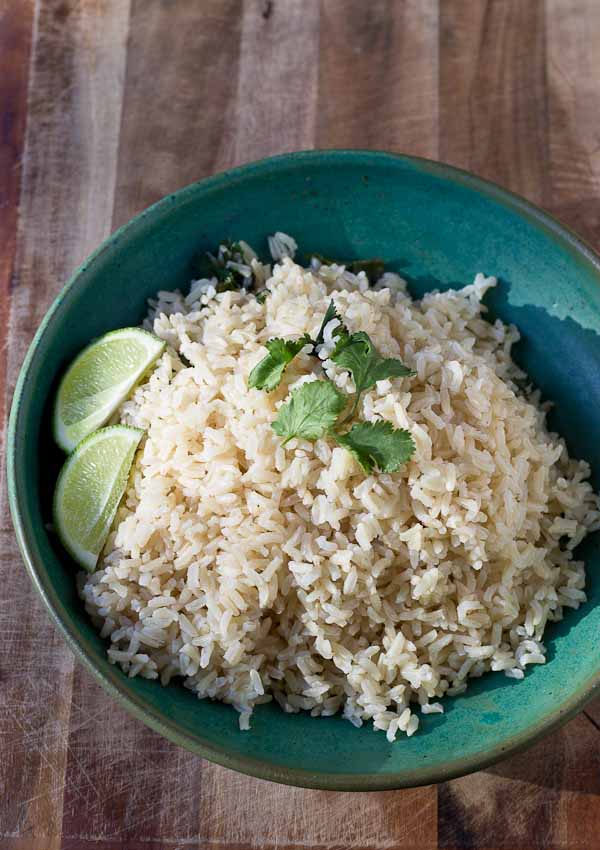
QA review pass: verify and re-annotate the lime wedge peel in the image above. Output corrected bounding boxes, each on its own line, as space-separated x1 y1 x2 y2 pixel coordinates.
53 425 143 572
53 328 165 453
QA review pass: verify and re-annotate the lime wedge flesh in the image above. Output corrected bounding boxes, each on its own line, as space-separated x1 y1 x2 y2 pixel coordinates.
53 328 165 452
53 425 143 571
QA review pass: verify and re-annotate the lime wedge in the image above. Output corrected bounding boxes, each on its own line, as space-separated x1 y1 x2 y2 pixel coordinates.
53 425 143 571
53 328 165 452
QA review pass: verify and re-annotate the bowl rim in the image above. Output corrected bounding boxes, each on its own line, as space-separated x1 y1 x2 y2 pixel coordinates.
7 148 600 791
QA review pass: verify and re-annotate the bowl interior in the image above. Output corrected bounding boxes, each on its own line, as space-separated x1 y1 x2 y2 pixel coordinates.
10 151 600 789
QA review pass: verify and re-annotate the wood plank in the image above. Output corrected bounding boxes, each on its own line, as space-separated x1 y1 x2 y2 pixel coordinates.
437 0 486 170
439 711 600 849
546 0 600 249
199 763 437 850
438 717 557 848
112 0 321 230
316 0 439 159
61 671 203 847
1 841 198 850
0 0 130 845
111 0 244 230
233 0 320 164
0 0 34 458
561 714 600 848
439 0 550 206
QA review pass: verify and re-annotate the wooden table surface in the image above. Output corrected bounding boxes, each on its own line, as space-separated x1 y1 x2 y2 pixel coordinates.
2 1 600 848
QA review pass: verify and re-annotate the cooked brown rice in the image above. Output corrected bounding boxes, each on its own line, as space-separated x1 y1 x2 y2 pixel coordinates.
81 249 600 740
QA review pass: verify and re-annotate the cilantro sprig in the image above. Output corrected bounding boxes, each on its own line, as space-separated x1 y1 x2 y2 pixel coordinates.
207 241 253 293
248 299 346 393
271 383 414 473
251 299 416 474
194 239 269 297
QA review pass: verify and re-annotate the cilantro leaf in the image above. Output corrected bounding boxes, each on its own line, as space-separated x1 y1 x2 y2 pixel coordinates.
213 271 240 292
334 421 415 473
331 331 415 419
204 240 256 293
272 381 347 444
312 299 347 353
248 335 312 392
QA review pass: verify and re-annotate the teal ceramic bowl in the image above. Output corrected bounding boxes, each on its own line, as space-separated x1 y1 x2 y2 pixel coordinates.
8 151 600 790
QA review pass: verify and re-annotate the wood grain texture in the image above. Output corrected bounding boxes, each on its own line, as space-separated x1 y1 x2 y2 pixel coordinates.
199 764 436 849
0 0 34 459
112 0 244 229
546 0 600 245
60 671 204 848
0 0 129 847
233 0 320 164
439 0 550 206
2 1 600 848
317 0 438 157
